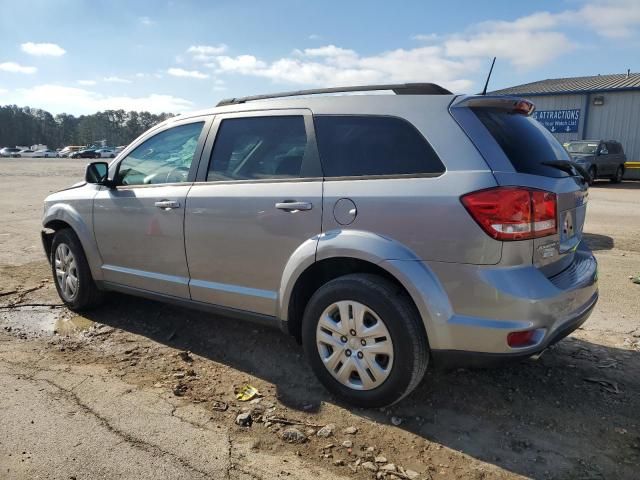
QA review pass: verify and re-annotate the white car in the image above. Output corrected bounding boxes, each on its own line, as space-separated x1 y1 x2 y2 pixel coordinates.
15 149 39 158
34 149 58 158
95 148 116 158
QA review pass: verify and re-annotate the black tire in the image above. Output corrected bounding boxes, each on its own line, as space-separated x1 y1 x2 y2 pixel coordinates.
302 273 428 407
50 228 104 311
588 166 597 186
611 166 624 184
110 154 115 158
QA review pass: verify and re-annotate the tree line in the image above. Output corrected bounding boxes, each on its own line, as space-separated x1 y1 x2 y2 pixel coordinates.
0 105 174 149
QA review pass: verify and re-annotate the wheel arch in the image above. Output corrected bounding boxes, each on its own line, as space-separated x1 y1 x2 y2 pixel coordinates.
279 230 452 344
42 204 103 280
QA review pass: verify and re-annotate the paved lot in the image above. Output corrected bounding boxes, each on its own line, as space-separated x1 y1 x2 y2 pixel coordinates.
1 158 639 479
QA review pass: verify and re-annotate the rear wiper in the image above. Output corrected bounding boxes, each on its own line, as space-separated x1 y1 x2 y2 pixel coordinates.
541 160 589 184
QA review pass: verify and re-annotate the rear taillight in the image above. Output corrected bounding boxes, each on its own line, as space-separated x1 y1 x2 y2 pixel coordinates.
461 187 557 241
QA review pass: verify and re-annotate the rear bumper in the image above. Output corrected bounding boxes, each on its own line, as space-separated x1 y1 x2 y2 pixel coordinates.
417 241 598 363
430 290 597 367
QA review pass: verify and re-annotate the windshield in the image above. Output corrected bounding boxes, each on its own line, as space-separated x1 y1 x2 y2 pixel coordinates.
565 142 598 154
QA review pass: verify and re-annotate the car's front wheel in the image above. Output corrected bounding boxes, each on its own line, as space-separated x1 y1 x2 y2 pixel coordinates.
611 166 624 183
302 273 428 407
51 229 104 311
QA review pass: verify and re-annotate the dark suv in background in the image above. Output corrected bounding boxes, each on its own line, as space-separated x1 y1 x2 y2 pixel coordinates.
565 140 626 184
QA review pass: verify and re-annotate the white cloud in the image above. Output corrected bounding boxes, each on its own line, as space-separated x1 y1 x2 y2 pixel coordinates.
20 42 66 57
444 11 576 70
308 34 321 40
187 44 228 62
9 84 193 114
139 16 155 26
212 45 475 91
412 33 439 42
573 0 640 38
0 87 8 95
167 67 209 79
103 76 132 83
0 62 37 74
77 79 97 86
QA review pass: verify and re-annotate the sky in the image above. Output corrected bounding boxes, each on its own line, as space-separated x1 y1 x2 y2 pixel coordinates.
0 0 639 115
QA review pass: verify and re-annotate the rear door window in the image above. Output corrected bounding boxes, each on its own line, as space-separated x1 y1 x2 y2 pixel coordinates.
313 115 445 178
472 108 571 177
207 116 309 181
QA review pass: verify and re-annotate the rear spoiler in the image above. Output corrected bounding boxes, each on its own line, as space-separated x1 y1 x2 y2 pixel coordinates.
451 95 535 116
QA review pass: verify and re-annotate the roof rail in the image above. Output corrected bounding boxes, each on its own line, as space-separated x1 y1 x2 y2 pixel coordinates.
216 83 452 106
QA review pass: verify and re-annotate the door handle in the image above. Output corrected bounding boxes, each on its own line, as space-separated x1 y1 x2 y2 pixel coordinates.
275 201 312 212
154 200 181 210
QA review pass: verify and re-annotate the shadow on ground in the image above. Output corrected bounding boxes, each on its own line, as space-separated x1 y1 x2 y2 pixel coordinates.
583 232 615 251
81 293 640 479
591 180 640 189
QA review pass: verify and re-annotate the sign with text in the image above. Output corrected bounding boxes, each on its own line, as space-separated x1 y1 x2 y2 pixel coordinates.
532 109 581 133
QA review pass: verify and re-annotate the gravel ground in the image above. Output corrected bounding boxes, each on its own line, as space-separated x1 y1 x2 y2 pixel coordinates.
0 158 639 480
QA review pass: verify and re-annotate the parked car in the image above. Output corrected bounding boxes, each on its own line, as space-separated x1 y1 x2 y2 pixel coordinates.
565 140 626 184
34 149 59 158
70 149 100 159
58 146 85 158
0 147 22 157
41 84 598 407
95 148 117 158
14 149 39 158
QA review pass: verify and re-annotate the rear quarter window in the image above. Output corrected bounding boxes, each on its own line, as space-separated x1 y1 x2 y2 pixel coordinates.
313 115 445 178
472 108 571 178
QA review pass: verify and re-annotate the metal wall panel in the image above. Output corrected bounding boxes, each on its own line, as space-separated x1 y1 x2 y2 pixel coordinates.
585 91 640 161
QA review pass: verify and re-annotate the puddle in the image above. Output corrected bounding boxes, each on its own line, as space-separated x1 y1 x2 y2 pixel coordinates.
1 308 95 337
54 316 96 335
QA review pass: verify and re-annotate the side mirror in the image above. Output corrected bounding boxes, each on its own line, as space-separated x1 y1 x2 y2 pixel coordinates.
598 148 608 156
85 161 112 186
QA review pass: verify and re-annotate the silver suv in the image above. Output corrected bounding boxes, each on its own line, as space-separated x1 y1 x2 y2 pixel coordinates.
42 84 598 407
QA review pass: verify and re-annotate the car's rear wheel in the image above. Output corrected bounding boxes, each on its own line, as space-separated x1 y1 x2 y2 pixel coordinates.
51 229 104 311
611 166 624 184
302 273 428 407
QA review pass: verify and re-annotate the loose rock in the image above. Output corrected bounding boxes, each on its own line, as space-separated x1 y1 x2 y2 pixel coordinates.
317 423 336 438
362 461 378 472
333 459 345 466
172 383 188 396
343 426 358 435
391 416 403 426
381 463 397 472
375 456 387 463
342 440 353 448
178 351 193 362
281 427 307 444
405 469 420 479
235 412 252 427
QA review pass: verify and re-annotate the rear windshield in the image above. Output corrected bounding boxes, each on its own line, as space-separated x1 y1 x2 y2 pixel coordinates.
472 108 571 178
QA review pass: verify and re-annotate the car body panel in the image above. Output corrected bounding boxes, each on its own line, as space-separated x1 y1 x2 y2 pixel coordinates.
93 183 193 298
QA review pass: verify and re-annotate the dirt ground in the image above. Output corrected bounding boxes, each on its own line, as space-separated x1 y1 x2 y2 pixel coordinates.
0 158 639 480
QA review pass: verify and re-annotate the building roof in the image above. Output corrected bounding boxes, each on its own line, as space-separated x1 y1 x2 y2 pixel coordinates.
491 73 640 96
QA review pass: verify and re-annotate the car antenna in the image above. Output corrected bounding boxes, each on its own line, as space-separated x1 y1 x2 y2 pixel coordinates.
481 57 496 95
